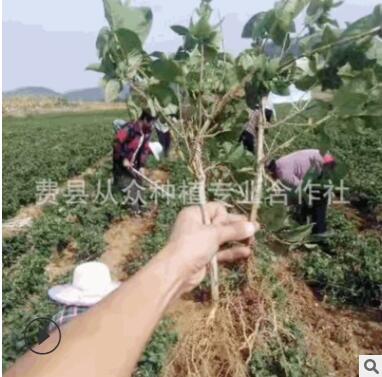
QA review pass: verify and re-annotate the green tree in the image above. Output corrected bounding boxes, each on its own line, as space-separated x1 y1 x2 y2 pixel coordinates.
89 0 382 301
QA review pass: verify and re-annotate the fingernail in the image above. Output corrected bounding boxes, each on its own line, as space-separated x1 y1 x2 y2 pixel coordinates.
244 222 256 235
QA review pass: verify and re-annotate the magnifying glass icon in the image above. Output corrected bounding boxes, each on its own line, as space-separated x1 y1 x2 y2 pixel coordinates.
365 359 380 374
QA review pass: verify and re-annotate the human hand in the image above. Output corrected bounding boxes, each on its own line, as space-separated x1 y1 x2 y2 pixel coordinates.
123 159 132 168
162 202 257 294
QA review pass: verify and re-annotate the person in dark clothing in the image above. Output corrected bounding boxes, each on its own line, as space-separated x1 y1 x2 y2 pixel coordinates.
265 108 273 123
240 100 275 154
239 108 260 154
154 118 171 157
113 110 155 214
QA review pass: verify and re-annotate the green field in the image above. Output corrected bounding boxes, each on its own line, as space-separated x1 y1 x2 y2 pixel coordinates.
2 106 382 375
2 110 126 219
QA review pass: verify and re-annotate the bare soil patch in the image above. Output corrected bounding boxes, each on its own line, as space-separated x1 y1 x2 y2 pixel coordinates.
274 257 382 377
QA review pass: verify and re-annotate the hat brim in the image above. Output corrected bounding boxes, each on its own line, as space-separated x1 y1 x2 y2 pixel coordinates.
48 281 121 306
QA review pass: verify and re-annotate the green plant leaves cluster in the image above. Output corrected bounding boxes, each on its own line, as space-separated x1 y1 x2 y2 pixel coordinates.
172 0 221 59
87 0 154 102
103 0 153 43
243 0 309 45
301 209 382 306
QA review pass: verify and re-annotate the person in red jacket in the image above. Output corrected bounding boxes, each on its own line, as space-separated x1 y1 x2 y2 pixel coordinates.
113 110 155 214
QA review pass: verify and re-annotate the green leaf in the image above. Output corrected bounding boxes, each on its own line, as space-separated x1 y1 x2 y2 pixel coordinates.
150 59 183 83
237 53 255 74
96 27 112 58
103 0 153 42
275 0 309 20
104 79 122 102
260 204 288 232
148 84 177 107
270 79 290 96
115 29 143 55
242 12 269 39
322 25 339 45
268 0 309 45
86 63 105 73
150 51 166 59
343 4 382 38
171 25 189 36
281 224 313 243
333 87 368 116
367 37 382 66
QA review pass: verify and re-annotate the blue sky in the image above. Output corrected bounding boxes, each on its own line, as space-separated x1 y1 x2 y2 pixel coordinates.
3 0 381 92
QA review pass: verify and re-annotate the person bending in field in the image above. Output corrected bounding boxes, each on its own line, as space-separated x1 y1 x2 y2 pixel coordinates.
154 116 173 157
239 106 260 154
239 100 275 155
266 149 336 235
113 110 155 215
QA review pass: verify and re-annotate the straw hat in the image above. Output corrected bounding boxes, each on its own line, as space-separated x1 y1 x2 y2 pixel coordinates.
48 262 121 306
149 142 164 160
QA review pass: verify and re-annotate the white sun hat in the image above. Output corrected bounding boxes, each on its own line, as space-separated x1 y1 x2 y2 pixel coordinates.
48 262 121 307
149 142 164 161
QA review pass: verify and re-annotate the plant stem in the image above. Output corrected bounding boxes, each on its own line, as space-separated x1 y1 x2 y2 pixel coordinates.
279 26 382 72
201 70 255 134
192 141 219 302
250 98 266 224
266 113 332 159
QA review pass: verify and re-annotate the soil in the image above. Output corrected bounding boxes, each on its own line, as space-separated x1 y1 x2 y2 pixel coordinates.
41 168 381 376
101 213 156 280
337 203 382 235
162 247 382 377
44 168 168 282
45 242 78 282
274 257 382 377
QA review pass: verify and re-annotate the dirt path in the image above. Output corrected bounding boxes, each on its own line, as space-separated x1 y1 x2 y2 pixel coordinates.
162 247 382 377
43 172 381 376
274 256 382 377
101 213 156 280
45 168 168 282
2 156 110 239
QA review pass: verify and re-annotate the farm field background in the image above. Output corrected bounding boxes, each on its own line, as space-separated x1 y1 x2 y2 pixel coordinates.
3 109 126 219
3 0 382 375
2 102 381 376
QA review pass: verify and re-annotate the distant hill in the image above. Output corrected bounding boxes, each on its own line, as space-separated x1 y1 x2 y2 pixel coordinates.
3 85 130 102
3 86 61 98
65 85 130 102
64 87 104 102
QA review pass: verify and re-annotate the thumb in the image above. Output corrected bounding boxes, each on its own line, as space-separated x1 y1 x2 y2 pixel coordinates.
214 221 256 245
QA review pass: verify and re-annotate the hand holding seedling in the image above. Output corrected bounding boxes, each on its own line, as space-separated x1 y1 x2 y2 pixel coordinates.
164 202 257 294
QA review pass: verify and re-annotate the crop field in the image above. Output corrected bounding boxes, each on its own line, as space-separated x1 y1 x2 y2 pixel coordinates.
2 96 126 117
3 0 382 376
3 109 126 219
2 105 381 375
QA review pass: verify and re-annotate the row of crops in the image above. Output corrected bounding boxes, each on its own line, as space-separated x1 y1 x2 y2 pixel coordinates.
3 150 381 375
2 159 128 368
2 110 126 219
3 0 382 373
